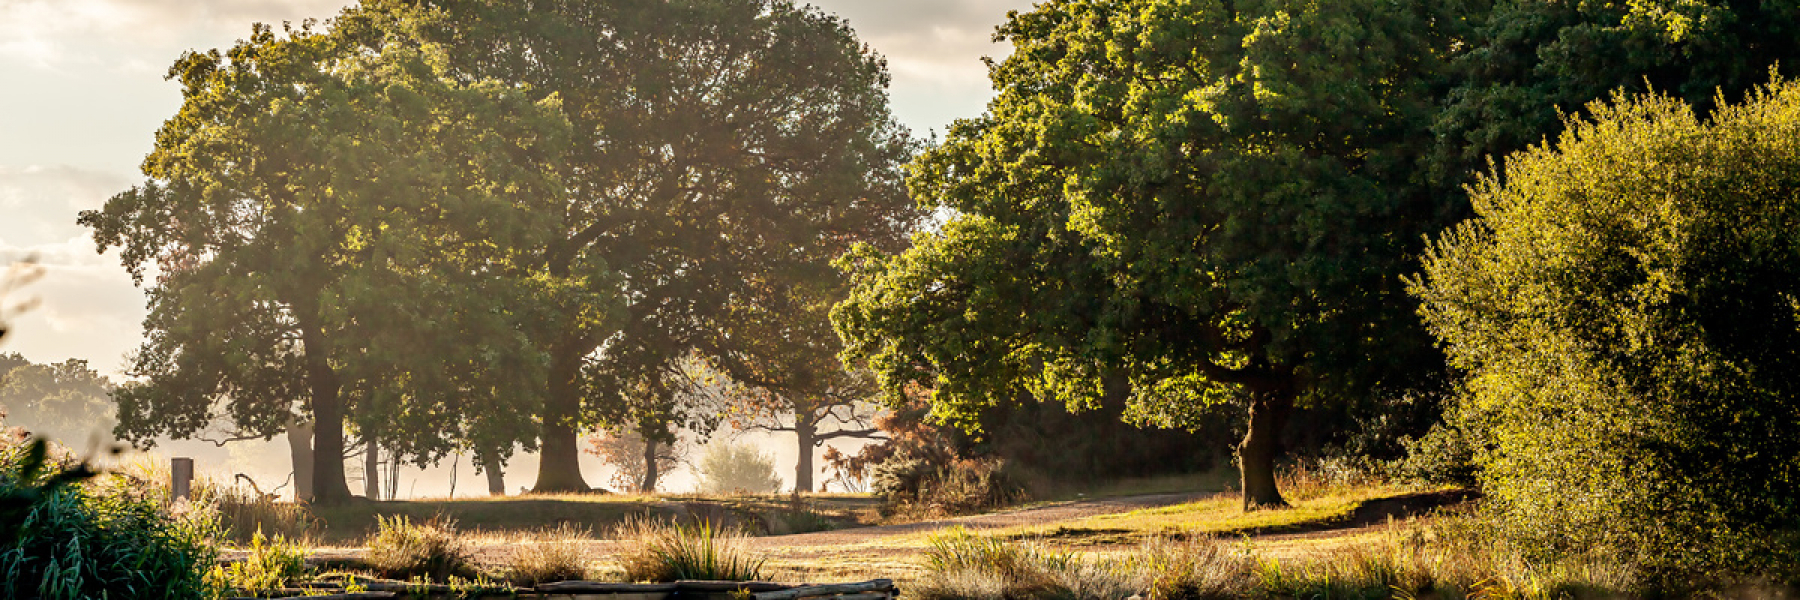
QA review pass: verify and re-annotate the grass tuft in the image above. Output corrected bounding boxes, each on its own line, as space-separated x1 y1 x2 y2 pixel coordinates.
613 516 766 582
363 514 475 582
504 523 592 586
209 527 309 594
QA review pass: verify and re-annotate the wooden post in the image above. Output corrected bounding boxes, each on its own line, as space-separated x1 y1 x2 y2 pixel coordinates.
171 457 194 500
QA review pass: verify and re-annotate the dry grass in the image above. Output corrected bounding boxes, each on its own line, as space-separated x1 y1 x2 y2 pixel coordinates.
501 523 593 586
305 491 877 544
911 527 1258 600
363 515 475 582
612 516 766 582
909 510 1658 600
105 457 318 545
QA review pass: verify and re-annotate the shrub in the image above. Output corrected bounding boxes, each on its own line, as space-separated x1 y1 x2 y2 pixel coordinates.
874 456 1022 518
0 440 219 600
613 516 764 582
364 515 474 582
505 524 590 586
1394 422 1477 486
1412 78 1800 586
695 443 781 495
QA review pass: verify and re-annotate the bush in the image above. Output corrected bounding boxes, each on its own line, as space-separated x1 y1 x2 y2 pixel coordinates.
695 443 782 495
1412 79 1800 585
0 440 220 600
364 515 474 582
1394 423 1477 486
612 516 764 582
873 455 1022 518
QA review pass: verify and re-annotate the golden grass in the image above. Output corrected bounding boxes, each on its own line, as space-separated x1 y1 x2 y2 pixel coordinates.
911 483 1420 549
305 492 878 544
501 523 593 586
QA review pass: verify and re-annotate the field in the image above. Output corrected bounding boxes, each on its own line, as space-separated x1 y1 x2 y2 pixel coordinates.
219 471 1468 587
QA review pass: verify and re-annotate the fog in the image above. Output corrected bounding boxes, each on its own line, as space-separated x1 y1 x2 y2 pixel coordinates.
6 410 877 500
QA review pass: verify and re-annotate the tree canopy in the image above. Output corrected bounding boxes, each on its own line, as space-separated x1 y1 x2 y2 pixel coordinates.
342 0 922 491
0 354 115 445
835 0 1466 508
81 17 574 504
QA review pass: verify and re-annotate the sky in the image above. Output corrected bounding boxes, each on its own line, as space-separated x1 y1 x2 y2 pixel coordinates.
0 0 1035 496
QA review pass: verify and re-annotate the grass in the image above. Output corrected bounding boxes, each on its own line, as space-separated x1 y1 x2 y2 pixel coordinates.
303 492 878 545
209 528 309 594
911 516 1652 600
363 515 475 582
933 483 1423 549
501 523 592 586
613 516 767 582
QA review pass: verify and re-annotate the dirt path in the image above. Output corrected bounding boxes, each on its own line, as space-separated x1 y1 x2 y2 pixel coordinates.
748 491 1217 549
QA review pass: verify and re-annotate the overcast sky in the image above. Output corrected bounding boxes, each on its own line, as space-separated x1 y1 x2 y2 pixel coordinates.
0 0 1034 376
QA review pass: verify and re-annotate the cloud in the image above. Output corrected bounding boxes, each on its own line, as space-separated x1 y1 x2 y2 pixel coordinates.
0 165 131 246
0 0 348 71
1 235 146 377
826 0 1033 87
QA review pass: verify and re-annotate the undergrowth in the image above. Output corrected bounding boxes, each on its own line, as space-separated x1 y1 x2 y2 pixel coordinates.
0 440 220 600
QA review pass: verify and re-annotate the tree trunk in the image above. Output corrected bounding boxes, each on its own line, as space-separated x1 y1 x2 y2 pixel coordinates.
285 417 314 502
532 347 591 493
794 413 816 494
296 300 352 506
641 435 659 494
1238 390 1294 511
478 448 506 496
364 438 381 500
305 358 353 505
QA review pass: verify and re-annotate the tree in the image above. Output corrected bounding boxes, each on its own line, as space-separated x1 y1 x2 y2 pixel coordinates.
585 427 682 494
346 0 920 492
0 355 114 445
695 443 781 495
835 0 1466 509
705 280 886 494
1411 83 1800 582
1431 0 1800 196
81 18 571 504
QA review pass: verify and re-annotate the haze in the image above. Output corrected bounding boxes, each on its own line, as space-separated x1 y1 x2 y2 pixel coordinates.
0 0 1033 497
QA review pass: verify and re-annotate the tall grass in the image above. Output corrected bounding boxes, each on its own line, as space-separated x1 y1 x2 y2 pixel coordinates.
504 523 591 586
0 445 220 600
208 528 309 594
913 527 1255 600
613 516 765 582
110 456 316 544
364 515 474 582
913 517 1650 600
206 483 317 544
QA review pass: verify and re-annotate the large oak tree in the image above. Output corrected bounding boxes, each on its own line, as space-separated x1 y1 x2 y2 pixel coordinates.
835 0 1469 509
82 20 572 504
349 0 921 491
